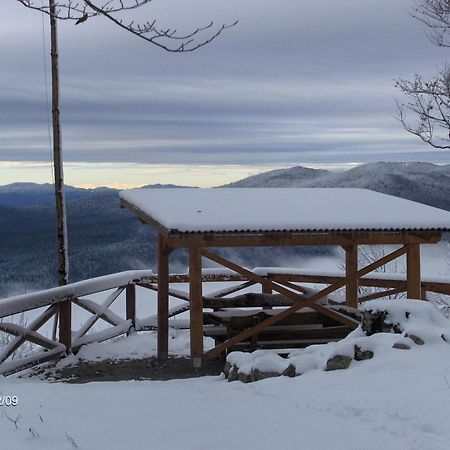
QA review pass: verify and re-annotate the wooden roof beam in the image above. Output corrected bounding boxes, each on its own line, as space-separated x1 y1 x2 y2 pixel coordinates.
166 231 442 248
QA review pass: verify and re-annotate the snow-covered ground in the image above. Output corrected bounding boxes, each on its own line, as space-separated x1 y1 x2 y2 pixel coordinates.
1 334 450 449
61 329 214 364
1 299 450 449
1 244 450 449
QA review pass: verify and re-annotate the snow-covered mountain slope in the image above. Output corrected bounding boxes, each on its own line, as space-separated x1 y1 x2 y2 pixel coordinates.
223 165 328 188
226 162 450 211
1 162 449 294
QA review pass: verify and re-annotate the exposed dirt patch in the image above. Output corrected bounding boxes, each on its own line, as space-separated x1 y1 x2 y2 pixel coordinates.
30 357 226 383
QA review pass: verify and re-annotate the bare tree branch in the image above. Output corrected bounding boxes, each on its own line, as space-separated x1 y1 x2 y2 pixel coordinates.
395 67 450 149
412 0 450 47
395 1 450 149
15 0 237 52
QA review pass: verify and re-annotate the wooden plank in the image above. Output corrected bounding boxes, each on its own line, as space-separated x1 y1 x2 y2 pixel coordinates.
203 325 228 336
0 347 66 377
275 281 309 295
247 326 350 341
142 282 190 302
72 320 133 351
205 309 326 328
165 273 246 283
73 290 125 329
167 231 441 248
161 272 450 296
203 245 408 358
359 288 405 302
0 306 58 364
126 284 136 332
275 281 341 304
407 244 421 299
201 249 358 328
272 273 405 288
189 247 204 368
422 282 450 296
230 338 344 349
279 280 361 328
58 299 72 352
208 281 256 298
203 293 295 309
206 324 350 340
136 303 190 330
157 234 171 360
271 273 450 297
0 322 61 351
345 245 359 308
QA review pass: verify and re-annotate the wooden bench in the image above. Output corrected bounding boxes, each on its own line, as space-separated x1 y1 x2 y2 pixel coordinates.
203 307 355 352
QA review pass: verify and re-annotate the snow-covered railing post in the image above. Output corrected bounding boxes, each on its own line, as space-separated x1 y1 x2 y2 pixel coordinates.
126 284 136 334
59 297 72 353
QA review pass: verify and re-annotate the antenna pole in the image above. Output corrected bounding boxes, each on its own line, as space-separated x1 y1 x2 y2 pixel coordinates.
49 0 69 286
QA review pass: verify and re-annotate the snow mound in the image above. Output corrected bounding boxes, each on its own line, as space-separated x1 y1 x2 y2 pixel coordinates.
226 299 450 382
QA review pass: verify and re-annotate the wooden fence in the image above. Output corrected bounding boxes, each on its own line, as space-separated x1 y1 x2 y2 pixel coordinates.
0 268 449 376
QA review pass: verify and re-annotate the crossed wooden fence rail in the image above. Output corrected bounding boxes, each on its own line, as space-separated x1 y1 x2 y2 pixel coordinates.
0 267 449 376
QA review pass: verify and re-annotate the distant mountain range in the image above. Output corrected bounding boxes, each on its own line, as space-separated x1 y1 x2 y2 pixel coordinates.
1 162 449 297
224 162 450 211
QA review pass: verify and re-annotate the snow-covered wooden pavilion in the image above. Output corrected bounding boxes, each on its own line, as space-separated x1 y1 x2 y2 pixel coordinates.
120 188 450 367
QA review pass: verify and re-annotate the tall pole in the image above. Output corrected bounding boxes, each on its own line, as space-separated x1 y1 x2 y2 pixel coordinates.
49 0 69 286
49 1 71 351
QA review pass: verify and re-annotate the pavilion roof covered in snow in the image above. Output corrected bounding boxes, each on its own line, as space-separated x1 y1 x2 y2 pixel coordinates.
119 188 450 236
119 187 450 366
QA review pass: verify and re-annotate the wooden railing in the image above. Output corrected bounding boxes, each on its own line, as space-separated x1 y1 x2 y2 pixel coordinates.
0 268 449 376
0 270 154 376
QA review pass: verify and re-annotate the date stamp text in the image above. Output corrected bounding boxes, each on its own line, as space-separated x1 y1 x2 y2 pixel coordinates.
0 395 19 407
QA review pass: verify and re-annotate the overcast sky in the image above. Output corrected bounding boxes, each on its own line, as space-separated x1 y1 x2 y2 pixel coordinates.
1 0 450 187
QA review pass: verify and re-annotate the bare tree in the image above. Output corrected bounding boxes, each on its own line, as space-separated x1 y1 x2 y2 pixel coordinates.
411 0 450 48
396 0 450 148
396 66 450 149
16 0 237 52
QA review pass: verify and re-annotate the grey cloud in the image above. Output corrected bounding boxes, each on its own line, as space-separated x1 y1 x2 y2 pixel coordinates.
1 0 450 171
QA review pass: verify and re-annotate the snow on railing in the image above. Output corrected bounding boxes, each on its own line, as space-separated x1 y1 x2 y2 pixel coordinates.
0 267 449 376
0 270 155 319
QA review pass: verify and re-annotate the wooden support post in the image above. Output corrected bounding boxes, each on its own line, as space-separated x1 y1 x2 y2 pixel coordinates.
345 245 358 308
407 244 421 299
58 301 71 352
158 235 171 360
189 247 203 368
262 279 272 310
126 284 136 333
